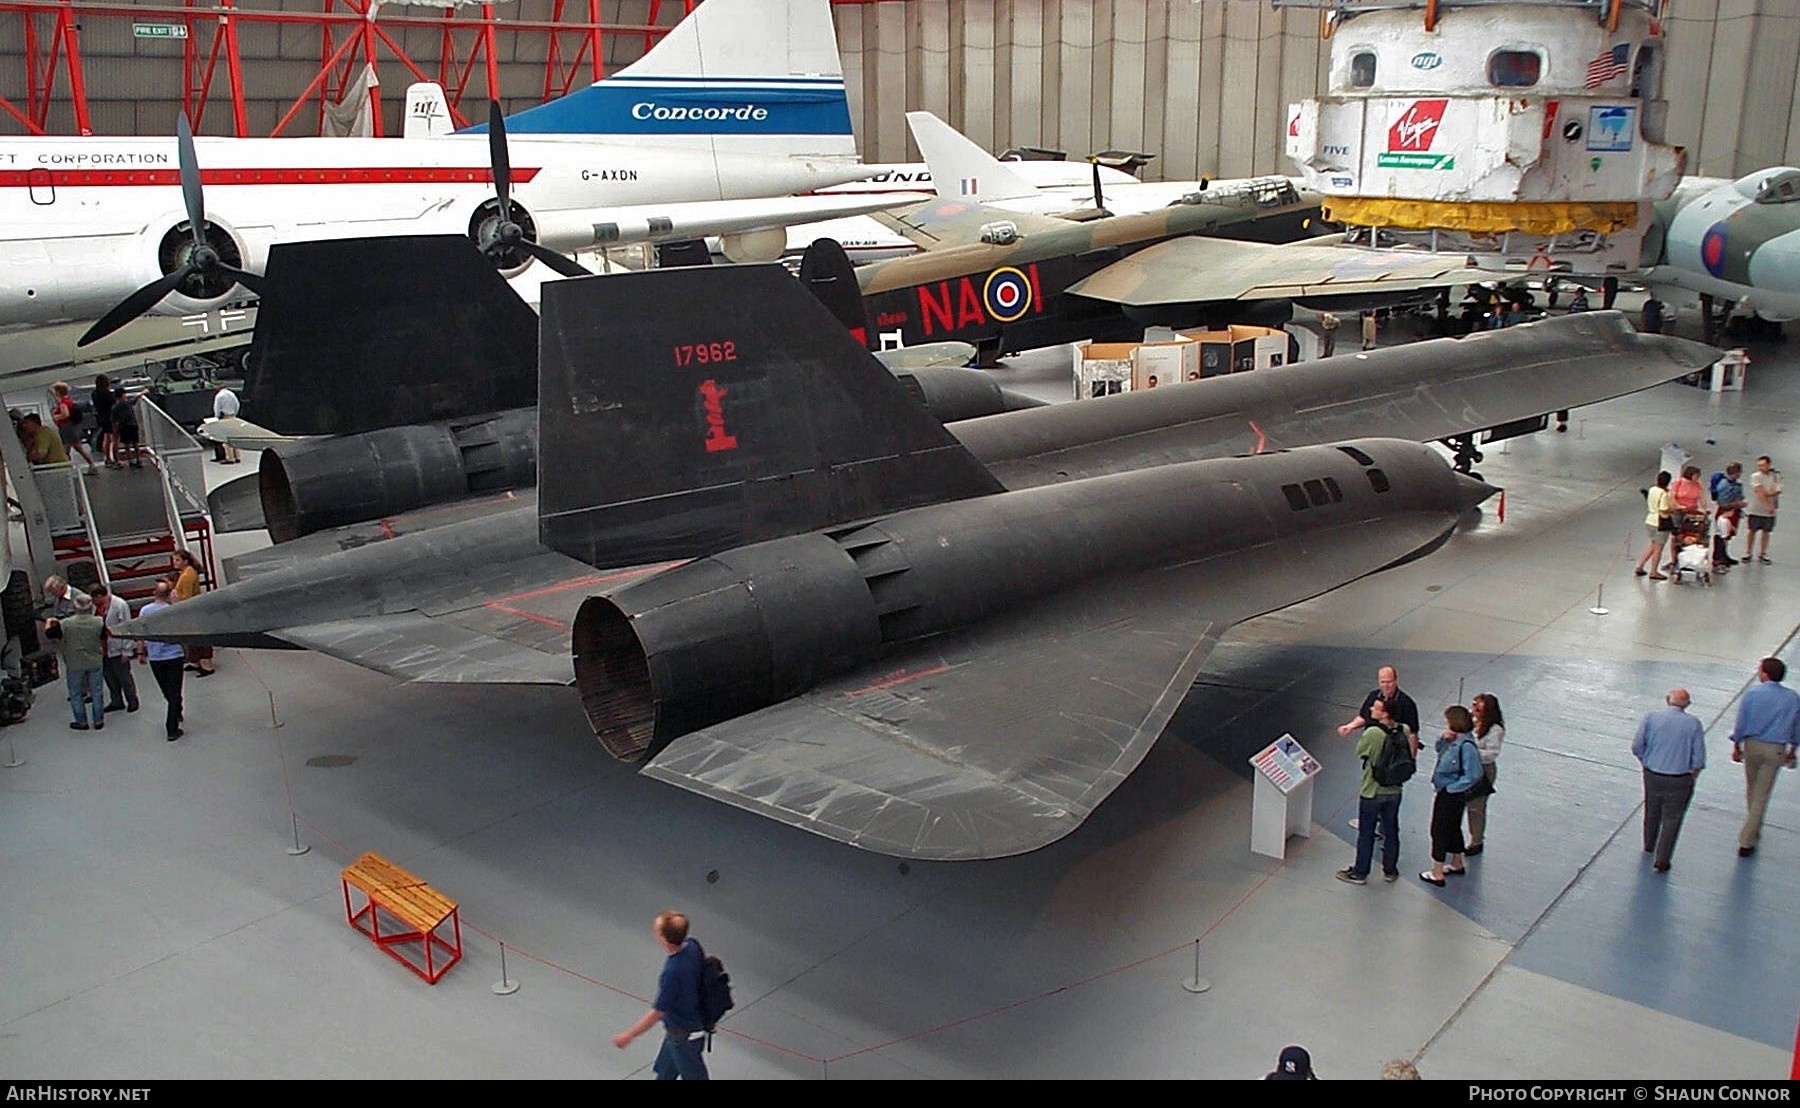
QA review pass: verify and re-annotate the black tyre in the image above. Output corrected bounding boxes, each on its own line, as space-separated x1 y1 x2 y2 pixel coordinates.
3 570 38 656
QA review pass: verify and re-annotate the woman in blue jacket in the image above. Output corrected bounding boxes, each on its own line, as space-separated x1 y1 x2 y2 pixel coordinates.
1422 704 1484 886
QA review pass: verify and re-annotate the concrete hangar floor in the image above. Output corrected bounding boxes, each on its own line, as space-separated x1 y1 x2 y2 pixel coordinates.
1 309 1796 1082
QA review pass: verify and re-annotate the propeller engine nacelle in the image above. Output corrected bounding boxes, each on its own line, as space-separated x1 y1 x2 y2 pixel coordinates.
467 197 540 278
130 212 257 316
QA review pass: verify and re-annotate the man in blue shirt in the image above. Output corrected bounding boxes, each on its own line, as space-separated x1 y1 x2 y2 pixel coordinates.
613 910 708 1079
1730 657 1800 857
1632 687 1707 871
138 580 186 741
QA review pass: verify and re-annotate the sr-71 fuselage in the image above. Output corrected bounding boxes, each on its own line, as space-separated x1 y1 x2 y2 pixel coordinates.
135 267 1717 860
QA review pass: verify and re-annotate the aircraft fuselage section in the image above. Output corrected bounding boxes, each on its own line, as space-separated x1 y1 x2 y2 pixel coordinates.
0 133 861 328
1651 171 1800 321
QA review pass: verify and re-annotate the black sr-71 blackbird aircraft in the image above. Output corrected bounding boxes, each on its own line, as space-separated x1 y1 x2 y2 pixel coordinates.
136 265 1717 860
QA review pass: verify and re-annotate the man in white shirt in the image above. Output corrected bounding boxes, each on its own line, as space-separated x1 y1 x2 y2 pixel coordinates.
211 386 242 465
1747 455 1782 565
90 582 139 713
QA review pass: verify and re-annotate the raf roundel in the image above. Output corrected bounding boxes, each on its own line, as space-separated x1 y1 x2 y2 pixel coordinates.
1700 223 1729 279
982 266 1034 323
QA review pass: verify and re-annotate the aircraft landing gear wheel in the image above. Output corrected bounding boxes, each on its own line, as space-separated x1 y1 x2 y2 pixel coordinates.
1446 433 1483 475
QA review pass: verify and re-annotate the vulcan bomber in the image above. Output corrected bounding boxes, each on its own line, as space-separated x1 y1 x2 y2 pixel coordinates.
135 265 1719 860
1642 168 1800 337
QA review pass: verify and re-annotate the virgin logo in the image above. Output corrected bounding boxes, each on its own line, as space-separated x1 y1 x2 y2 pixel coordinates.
698 378 739 453
1389 100 1447 152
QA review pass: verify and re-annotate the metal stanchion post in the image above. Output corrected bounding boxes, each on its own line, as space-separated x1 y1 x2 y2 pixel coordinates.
493 941 520 995
1181 938 1211 994
286 812 309 857
1589 584 1610 616
3 732 22 768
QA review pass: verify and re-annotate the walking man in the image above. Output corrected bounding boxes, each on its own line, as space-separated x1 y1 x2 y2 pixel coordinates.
139 580 185 741
612 910 709 1080
1747 455 1781 564
1730 657 1800 857
1318 312 1339 358
210 384 242 464
1632 688 1706 871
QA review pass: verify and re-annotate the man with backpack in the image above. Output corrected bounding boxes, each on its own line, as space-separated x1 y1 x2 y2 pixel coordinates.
613 910 730 1080
1337 697 1414 885
1711 463 1747 569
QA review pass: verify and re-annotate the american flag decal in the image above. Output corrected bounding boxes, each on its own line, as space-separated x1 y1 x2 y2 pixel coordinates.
1585 43 1630 88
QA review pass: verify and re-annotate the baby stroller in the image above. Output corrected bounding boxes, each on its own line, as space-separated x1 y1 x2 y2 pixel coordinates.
1668 511 1713 585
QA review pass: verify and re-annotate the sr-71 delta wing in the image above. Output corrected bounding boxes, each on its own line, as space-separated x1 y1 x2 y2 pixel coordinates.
134 266 1716 860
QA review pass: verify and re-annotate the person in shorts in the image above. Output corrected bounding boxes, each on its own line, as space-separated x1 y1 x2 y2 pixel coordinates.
1747 455 1782 564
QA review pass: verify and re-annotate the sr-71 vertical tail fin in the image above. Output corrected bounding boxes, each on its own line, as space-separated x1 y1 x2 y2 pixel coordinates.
536 264 1003 568
242 236 539 436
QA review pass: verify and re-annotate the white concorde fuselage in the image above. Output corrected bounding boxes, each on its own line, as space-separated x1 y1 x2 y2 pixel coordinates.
0 133 871 328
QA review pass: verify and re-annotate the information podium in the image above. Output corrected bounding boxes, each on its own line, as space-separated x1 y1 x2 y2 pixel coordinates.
1249 734 1323 859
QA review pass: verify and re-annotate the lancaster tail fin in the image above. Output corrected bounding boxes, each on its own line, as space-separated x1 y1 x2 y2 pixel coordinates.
798 237 875 349
905 110 1040 202
242 236 539 436
537 264 1002 569
496 0 856 158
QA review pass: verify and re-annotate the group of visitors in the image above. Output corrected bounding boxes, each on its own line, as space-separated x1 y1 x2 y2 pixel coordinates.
42 548 215 741
1332 667 1505 887
1327 655 1795 882
1637 455 1780 579
15 377 143 473
1633 657 1799 869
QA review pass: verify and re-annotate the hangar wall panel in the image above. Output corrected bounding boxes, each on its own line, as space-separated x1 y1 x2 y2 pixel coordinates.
0 0 680 138
3 0 1800 178
837 0 1800 182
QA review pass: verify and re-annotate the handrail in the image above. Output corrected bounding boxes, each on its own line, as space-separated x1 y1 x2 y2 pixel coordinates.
68 470 111 592
135 397 199 557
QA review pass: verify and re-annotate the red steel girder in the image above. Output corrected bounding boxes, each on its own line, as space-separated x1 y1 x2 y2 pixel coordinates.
0 0 732 137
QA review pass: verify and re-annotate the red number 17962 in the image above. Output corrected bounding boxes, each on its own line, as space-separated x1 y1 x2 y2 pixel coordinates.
673 341 737 366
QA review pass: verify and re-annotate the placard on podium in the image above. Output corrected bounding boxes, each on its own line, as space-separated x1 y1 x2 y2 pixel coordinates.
1249 734 1324 859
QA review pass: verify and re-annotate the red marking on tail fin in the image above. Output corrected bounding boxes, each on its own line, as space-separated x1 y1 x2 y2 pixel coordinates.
698 379 739 453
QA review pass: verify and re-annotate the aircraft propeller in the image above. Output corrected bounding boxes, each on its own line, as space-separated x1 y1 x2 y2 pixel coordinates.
78 114 266 348
481 100 590 279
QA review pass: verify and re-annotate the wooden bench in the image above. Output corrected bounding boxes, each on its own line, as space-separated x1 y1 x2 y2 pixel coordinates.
340 852 462 984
